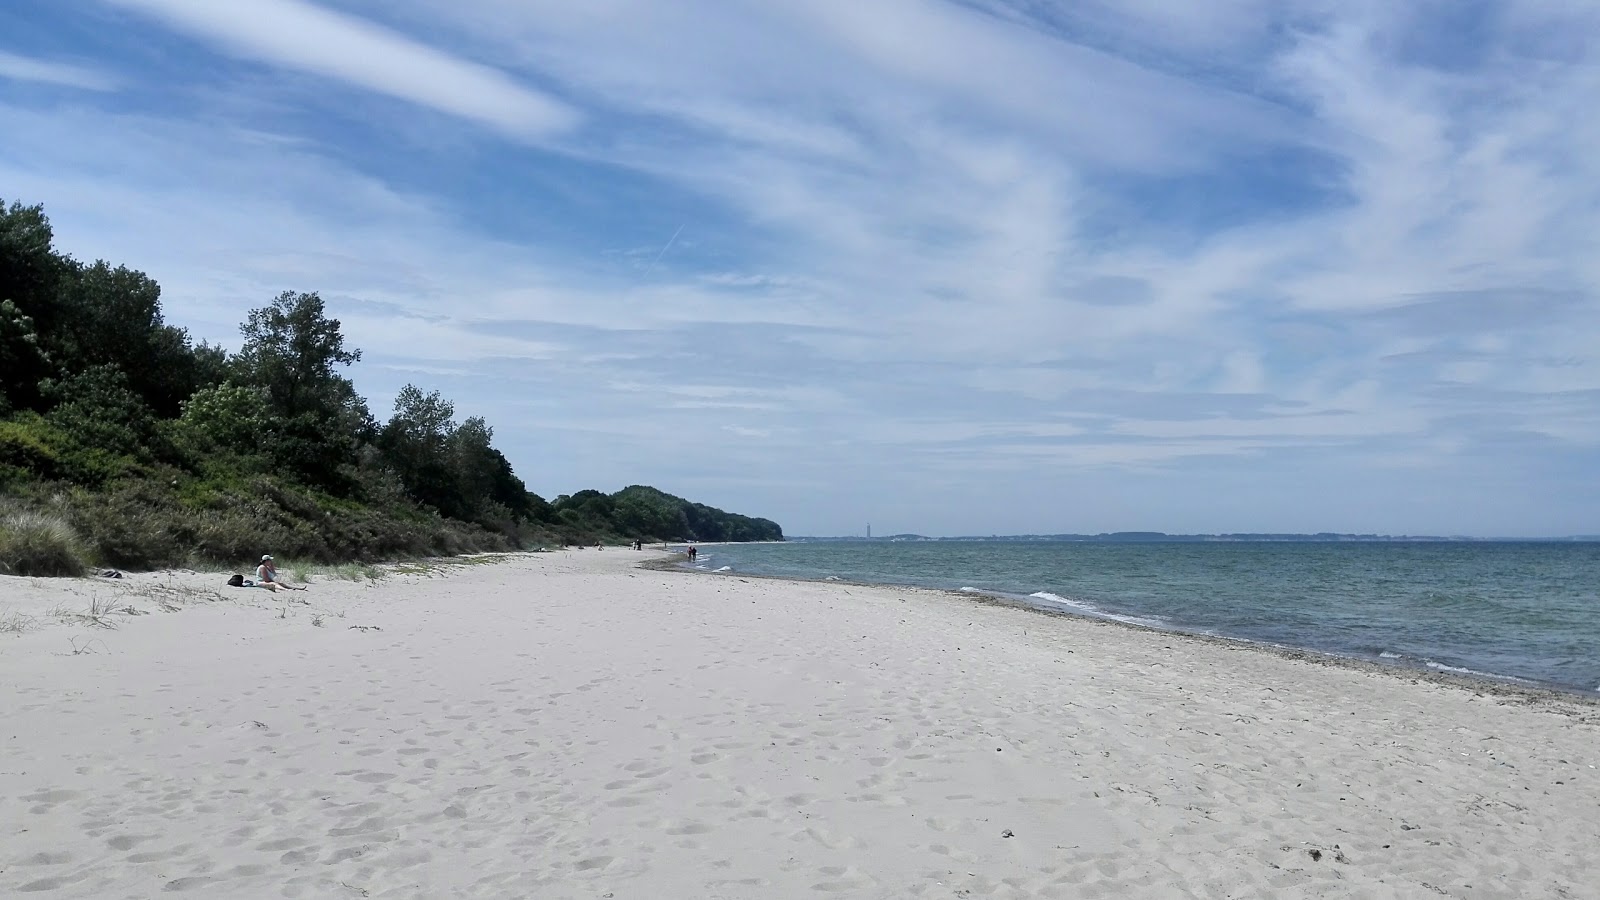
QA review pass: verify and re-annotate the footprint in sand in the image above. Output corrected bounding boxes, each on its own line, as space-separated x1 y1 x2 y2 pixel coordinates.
810 865 875 892
17 876 79 893
162 876 220 892
127 845 191 864
16 851 73 866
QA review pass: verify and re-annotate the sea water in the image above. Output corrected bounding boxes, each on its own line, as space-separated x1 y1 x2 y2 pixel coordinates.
689 541 1600 695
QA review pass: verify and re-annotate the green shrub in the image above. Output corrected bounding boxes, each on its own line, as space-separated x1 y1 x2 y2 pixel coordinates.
0 414 63 478
61 481 190 569
0 509 87 576
190 508 297 566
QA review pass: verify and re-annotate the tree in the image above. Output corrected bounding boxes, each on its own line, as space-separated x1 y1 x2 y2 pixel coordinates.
378 389 531 527
234 291 370 489
236 291 362 419
47 261 217 417
1 202 67 413
40 365 159 483
0 299 50 413
42 365 156 455
447 416 532 522
176 382 274 455
380 384 456 512
0 201 66 331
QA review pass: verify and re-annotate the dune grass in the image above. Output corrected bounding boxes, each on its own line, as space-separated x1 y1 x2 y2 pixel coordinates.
0 610 38 634
299 561 386 583
0 509 88 577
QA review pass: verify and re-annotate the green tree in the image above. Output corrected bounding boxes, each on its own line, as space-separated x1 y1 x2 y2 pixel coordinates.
40 365 158 484
447 416 532 523
235 291 370 489
176 382 274 454
0 299 50 413
1 202 68 413
48 261 218 417
380 384 456 512
0 200 66 330
236 291 363 419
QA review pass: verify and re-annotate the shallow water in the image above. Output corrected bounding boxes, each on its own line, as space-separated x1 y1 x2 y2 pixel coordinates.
693 541 1600 694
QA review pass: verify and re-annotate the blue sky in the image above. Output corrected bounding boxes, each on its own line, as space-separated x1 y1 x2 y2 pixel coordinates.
3 0 1598 537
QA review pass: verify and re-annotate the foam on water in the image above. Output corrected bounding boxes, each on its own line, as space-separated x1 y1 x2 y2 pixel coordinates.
1024 591 1168 629
1028 590 1092 611
1423 660 1538 685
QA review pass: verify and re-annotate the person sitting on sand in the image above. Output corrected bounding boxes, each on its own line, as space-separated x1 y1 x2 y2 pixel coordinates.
256 555 304 591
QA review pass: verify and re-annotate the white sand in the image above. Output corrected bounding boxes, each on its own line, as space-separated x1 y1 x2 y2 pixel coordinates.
2 551 1598 899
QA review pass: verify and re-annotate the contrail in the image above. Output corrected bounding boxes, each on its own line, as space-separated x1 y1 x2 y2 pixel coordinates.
642 223 685 277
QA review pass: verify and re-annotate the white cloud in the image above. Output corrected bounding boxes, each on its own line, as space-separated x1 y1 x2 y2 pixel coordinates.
6 0 1599 533
0 50 117 91
106 0 576 137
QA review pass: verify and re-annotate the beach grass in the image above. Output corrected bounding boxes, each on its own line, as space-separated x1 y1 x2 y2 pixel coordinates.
0 610 38 634
0 509 88 577
311 562 387 582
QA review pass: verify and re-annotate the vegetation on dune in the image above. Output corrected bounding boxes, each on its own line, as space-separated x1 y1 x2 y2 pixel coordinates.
0 507 86 577
0 198 782 575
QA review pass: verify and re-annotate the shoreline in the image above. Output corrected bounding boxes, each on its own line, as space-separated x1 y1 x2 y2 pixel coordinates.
657 554 1600 707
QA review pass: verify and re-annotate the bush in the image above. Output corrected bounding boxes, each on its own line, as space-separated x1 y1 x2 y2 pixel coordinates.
0 509 87 576
0 414 63 479
62 481 191 569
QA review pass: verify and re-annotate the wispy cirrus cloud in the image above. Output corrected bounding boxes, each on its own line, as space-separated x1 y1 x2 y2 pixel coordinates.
0 49 116 91
104 0 576 137
1 0 1596 534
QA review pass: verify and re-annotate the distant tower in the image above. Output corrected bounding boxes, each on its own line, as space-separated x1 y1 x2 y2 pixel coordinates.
867 523 871 539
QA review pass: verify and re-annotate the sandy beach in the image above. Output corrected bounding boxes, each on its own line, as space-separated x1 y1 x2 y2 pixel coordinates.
2 550 1598 899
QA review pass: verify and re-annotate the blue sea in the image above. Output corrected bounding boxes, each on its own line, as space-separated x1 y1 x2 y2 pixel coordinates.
687 541 1600 695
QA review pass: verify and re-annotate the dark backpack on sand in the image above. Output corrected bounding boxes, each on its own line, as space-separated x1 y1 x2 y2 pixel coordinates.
227 573 245 587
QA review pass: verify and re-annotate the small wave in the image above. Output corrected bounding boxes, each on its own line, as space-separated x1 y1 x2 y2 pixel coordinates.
1424 660 1536 685
959 586 982 593
1029 591 1092 611
714 566 731 572
1024 591 1167 629
824 575 841 581
1378 651 1403 659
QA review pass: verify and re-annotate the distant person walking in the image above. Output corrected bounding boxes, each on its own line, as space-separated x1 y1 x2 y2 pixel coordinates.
687 545 697 562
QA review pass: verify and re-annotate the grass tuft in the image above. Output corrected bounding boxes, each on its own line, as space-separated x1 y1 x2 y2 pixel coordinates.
1 610 38 634
0 510 88 577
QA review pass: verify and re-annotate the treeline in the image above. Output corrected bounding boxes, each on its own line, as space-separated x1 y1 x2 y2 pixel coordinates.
0 199 781 574
553 485 782 545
